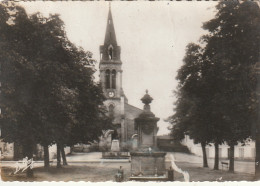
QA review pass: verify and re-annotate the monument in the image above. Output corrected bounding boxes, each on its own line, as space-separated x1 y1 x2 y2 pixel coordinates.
130 90 167 181
102 130 129 159
111 139 120 152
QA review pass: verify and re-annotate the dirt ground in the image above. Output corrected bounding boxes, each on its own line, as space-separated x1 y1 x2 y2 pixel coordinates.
1 163 127 182
174 162 255 182
1 161 255 182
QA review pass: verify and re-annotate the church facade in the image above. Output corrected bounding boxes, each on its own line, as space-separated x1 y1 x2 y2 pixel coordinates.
99 6 142 150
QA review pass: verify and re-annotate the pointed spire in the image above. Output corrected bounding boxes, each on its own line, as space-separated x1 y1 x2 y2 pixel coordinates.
104 3 117 46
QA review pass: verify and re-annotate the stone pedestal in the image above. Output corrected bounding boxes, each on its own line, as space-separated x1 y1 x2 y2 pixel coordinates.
102 133 129 159
130 152 166 176
111 140 120 152
130 90 167 181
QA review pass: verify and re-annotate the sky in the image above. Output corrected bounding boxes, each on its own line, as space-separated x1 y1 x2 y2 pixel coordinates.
18 1 218 135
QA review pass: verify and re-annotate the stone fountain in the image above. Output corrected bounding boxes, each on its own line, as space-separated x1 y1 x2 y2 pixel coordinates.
129 90 167 181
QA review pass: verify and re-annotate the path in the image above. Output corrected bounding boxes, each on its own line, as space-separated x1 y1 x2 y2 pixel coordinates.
166 152 255 174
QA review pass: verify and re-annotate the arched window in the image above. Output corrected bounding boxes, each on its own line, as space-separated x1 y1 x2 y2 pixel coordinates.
108 45 113 60
105 69 110 89
112 70 116 89
108 104 114 118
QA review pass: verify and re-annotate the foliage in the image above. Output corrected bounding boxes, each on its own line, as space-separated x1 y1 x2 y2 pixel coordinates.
169 43 214 145
168 1 260 169
202 1 260 145
169 0 260 145
0 2 111 161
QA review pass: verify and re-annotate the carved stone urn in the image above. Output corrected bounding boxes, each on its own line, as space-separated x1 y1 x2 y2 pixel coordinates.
135 90 160 148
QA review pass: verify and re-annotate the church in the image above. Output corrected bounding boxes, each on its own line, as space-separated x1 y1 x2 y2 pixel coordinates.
98 5 143 150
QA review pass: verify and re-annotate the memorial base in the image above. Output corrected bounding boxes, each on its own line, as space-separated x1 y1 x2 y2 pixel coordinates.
129 175 168 182
102 152 130 159
130 151 167 180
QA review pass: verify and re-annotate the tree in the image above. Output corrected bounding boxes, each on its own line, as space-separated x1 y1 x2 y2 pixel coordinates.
169 43 213 168
0 2 112 174
169 1 260 172
66 51 112 147
256 61 260 180
202 1 260 172
0 3 40 177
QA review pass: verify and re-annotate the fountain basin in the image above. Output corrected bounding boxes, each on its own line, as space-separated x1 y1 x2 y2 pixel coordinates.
130 151 166 178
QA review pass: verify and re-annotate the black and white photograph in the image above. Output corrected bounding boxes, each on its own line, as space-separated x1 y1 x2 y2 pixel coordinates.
0 0 260 183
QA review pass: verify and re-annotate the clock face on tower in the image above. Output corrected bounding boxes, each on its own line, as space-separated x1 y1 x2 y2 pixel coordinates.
108 91 115 98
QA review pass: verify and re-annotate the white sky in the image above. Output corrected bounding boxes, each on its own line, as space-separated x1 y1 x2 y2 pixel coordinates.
18 1 217 135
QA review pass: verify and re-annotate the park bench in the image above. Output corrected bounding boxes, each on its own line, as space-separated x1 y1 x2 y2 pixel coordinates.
221 161 229 170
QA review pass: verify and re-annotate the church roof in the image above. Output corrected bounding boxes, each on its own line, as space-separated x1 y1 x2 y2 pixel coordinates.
104 5 117 46
124 103 143 120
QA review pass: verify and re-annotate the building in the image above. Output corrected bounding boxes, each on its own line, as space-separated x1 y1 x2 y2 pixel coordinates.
182 135 256 160
157 135 189 153
98 5 142 150
0 137 70 160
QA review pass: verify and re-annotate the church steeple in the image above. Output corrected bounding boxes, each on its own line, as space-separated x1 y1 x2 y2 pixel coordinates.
99 2 124 103
100 4 121 61
104 4 117 46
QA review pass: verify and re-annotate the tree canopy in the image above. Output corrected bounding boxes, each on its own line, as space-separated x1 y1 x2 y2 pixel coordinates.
0 2 112 168
169 1 260 171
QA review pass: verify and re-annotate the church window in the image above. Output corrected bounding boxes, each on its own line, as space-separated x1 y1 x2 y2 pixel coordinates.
108 104 114 118
105 69 110 89
112 70 116 89
108 45 113 60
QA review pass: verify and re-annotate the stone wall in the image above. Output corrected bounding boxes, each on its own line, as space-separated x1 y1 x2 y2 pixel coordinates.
182 135 255 160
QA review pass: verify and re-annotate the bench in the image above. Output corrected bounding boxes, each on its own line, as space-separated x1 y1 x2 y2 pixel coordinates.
49 160 54 165
221 161 229 170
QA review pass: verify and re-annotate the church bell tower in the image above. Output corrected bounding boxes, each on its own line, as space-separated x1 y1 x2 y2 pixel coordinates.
99 4 126 127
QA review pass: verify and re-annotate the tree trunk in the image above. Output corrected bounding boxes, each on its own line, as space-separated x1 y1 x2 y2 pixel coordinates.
22 142 34 177
201 142 208 168
229 143 235 172
56 143 61 168
255 53 260 180
214 143 219 170
61 144 68 165
43 144 49 169
255 129 260 180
